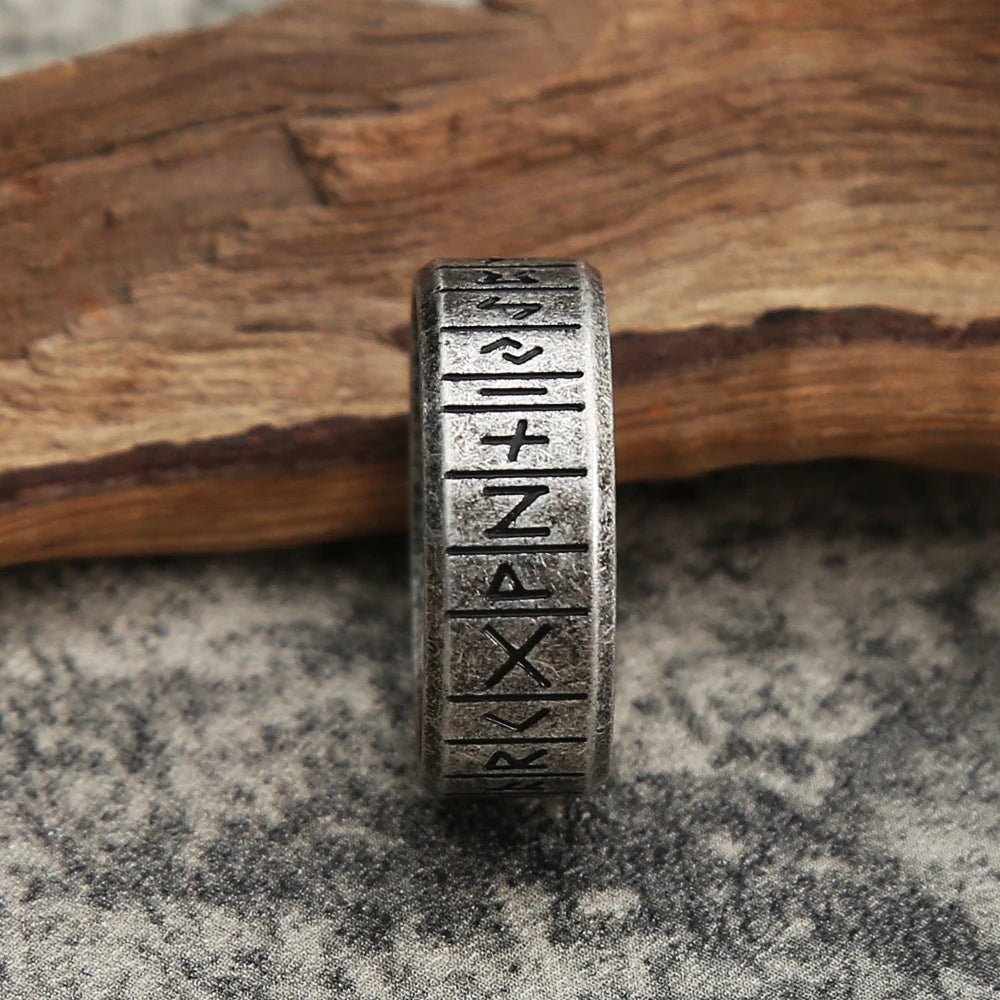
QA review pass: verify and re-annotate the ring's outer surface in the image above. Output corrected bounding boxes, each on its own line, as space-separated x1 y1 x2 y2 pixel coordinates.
411 259 616 797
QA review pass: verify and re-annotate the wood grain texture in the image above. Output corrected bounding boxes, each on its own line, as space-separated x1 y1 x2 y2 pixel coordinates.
0 0 997 564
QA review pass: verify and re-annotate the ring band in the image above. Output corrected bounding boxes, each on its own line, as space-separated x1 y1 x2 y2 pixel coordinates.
411 258 616 797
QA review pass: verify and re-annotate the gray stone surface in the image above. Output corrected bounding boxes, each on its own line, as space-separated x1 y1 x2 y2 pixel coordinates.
1 463 998 998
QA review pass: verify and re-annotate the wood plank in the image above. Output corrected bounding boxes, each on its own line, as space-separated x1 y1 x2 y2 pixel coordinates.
0 0 996 563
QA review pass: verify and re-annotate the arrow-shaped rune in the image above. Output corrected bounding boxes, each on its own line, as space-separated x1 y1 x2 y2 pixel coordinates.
482 707 551 732
478 269 540 286
480 337 544 365
480 336 521 352
476 295 543 321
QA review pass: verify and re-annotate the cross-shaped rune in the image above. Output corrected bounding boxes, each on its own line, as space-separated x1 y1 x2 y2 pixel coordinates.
480 418 549 461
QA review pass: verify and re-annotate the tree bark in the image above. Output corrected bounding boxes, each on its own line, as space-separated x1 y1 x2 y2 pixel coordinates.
0 0 997 565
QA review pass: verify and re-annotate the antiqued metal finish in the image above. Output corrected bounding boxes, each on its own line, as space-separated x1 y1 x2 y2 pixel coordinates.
411 258 616 797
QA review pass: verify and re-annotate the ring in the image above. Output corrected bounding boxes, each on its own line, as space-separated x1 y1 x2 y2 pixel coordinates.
411 258 616 797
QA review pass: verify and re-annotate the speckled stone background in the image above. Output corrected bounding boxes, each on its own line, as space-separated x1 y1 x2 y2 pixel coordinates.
1 464 998 998
1 4 999 999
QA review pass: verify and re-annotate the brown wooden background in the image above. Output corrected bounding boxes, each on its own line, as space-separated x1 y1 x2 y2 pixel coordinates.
0 0 997 565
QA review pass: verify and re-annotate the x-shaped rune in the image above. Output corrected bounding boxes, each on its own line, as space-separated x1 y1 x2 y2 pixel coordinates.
481 623 553 689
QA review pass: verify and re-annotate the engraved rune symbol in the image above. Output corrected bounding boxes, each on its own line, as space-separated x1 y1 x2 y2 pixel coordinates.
483 485 550 538
476 295 543 321
484 748 549 770
482 707 551 732
478 269 539 286
482 623 553 688
481 419 549 462
490 778 548 792
480 337 543 366
486 562 552 602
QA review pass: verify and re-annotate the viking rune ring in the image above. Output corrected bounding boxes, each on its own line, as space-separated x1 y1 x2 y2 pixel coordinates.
411 258 616 797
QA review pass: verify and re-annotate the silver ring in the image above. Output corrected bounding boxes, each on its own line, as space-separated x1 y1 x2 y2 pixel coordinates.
411 258 616 798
